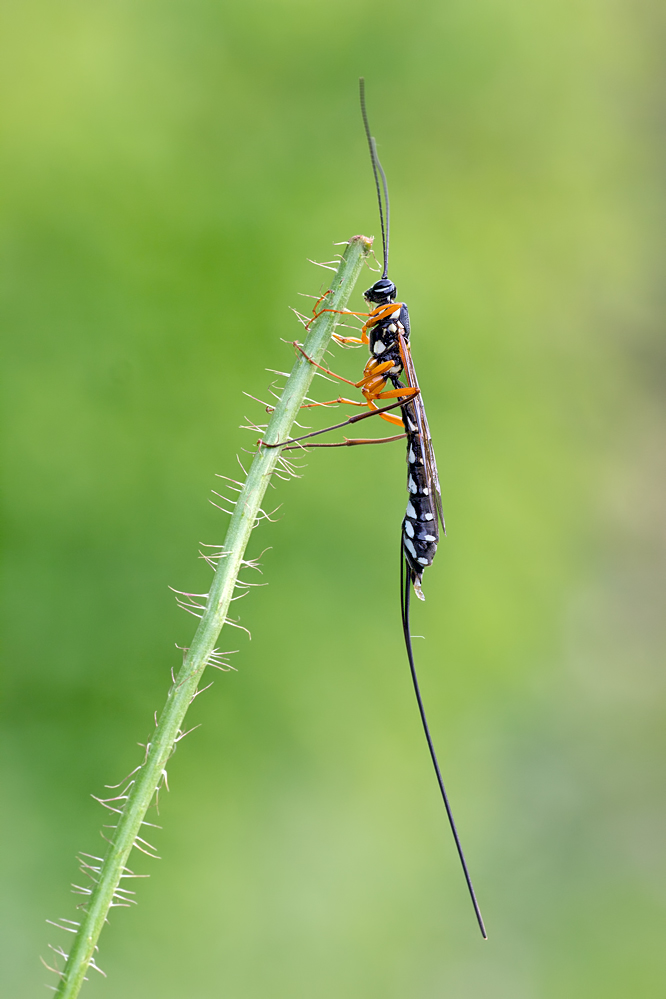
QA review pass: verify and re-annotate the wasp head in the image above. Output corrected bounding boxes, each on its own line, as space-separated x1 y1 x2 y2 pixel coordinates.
363 278 397 306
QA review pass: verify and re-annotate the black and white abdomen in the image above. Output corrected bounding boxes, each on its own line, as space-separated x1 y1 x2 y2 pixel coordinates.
402 428 439 597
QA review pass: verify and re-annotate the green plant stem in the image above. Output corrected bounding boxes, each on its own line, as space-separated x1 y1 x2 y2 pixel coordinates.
53 234 372 998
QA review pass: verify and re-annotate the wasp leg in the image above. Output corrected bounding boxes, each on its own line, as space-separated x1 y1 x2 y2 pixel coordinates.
360 301 405 338
305 289 368 329
371 386 420 425
305 293 373 343
375 408 408 427
331 333 365 347
376 386 419 400
293 342 360 387
299 396 367 410
308 289 333 317
305 298 405 344
359 358 398 384
294 343 397 392
359 396 411 428
280 433 406 451
311 315 370 344
260 393 419 449
264 396 366 415
295 343 404 400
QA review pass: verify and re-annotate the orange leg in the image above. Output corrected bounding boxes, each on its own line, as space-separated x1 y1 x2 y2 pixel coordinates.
306 296 405 344
260 394 419 449
299 396 367 410
309 290 332 315
294 342 394 390
309 300 404 340
360 302 404 339
358 358 397 383
358 364 401 401
375 386 419 400
365 398 409 427
379 411 406 427
376 391 419 426
293 342 359 387
305 295 373 342
363 387 420 427
292 342 415 428
332 333 365 347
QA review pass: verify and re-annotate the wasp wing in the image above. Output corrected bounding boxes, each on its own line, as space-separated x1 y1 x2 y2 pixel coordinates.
398 331 446 534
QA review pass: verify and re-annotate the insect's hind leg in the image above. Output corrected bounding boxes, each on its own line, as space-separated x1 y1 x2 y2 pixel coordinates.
260 394 419 449
370 387 420 427
279 432 407 451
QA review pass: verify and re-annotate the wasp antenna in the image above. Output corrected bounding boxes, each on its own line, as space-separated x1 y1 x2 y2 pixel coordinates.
359 78 390 279
400 545 488 940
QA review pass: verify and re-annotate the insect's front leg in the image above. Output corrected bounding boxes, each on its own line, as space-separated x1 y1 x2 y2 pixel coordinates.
304 291 372 343
360 301 404 339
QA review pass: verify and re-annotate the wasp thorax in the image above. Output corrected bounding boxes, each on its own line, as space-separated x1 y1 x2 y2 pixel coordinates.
363 278 397 305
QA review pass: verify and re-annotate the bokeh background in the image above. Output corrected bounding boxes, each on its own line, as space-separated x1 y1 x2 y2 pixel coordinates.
2 1 665 996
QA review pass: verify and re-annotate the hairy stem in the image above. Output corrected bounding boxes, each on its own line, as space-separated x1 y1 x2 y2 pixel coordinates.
52 234 372 998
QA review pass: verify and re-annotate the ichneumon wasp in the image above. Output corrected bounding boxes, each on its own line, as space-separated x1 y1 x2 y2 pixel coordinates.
263 80 486 939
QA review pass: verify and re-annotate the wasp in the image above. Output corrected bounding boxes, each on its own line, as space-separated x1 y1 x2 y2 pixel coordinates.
263 80 486 939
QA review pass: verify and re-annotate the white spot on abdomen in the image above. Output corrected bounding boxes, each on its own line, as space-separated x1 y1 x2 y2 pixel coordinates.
404 538 417 558
406 501 416 518
404 520 414 538
373 340 386 354
408 447 416 463
424 535 436 542
424 512 433 521
408 477 417 494
418 557 429 565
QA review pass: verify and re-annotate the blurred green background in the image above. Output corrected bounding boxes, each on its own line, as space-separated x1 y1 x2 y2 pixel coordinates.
2 0 665 996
